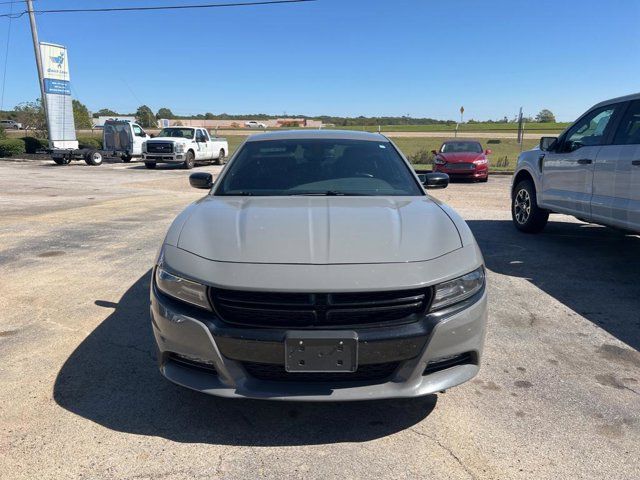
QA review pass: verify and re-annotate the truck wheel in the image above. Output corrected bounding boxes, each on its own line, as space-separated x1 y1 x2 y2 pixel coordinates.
85 150 103 166
53 157 70 165
183 150 195 169
512 179 548 233
121 155 132 163
144 162 156 169
215 149 226 165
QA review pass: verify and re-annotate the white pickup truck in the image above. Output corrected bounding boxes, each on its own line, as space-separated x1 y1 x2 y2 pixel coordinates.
142 127 228 169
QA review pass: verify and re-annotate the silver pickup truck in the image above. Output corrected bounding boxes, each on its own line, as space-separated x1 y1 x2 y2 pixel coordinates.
511 92 640 233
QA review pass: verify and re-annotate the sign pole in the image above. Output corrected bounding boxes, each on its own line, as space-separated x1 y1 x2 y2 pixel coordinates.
26 0 50 143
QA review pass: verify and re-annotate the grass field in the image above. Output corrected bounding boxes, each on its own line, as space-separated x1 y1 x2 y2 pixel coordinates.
391 136 536 172
7 131 529 172
335 122 568 134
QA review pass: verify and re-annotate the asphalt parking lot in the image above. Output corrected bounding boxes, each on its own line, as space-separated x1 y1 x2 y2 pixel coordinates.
1 159 639 480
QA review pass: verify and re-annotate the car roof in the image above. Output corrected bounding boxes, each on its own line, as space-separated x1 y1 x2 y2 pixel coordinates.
441 139 481 143
592 92 640 110
245 129 389 142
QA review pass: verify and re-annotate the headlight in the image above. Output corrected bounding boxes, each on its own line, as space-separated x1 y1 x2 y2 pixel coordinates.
474 158 488 165
434 157 445 165
155 266 210 310
175 143 185 153
430 267 485 311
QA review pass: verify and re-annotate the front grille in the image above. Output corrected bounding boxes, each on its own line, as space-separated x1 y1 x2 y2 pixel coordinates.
210 287 432 328
146 142 174 154
446 162 475 170
243 361 399 383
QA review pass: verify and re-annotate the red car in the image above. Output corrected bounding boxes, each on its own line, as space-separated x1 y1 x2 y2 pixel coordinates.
432 140 491 182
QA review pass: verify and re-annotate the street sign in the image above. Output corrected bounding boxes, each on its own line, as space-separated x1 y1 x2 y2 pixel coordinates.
39 42 78 149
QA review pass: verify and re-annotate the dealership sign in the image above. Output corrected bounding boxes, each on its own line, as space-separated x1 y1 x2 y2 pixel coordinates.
39 42 78 149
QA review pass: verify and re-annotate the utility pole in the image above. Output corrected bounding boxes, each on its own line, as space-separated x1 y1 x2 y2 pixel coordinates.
26 0 50 139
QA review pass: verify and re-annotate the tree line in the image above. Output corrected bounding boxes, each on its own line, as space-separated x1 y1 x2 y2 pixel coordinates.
0 99 559 133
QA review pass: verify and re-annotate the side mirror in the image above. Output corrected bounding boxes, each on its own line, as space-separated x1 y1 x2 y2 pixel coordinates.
431 150 438 155
485 149 492 155
423 172 449 189
189 172 213 189
539 136 557 152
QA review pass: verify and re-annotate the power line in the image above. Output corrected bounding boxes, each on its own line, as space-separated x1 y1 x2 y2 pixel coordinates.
0 0 316 18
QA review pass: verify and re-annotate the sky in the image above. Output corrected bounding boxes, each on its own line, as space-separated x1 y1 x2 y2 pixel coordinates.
0 0 639 121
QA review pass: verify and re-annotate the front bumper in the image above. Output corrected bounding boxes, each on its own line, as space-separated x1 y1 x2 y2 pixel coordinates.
150 280 487 401
434 165 488 178
142 153 185 163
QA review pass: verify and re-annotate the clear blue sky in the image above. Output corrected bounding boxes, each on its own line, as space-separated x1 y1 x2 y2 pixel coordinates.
1 0 639 121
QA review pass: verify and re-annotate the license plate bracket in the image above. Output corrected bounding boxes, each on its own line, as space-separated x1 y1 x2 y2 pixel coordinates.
285 331 358 373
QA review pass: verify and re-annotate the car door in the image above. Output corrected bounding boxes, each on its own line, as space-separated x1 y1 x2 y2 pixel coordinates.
195 129 209 160
592 100 640 231
131 123 148 155
540 104 621 218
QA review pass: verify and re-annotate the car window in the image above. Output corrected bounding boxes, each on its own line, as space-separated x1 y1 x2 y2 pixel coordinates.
196 130 206 142
157 128 194 138
440 142 483 153
562 105 617 151
613 100 640 145
132 125 143 136
216 138 422 196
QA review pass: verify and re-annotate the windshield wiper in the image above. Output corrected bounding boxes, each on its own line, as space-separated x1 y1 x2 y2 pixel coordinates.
289 190 368 196
220 191 254 196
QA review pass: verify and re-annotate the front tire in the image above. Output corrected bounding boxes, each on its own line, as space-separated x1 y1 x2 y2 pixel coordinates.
84 150 103 166
53 157 71 165
215 149 225 165
183 150 195 169
144 161 156 169
121 155 132 163
512 179 548 233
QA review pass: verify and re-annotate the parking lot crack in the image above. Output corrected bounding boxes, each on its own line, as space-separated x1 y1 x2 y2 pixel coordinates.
409 428 477 479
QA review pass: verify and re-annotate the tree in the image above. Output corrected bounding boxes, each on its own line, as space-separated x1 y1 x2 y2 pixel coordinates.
14 100 47 136
156 107 174 119
535 109 556 123
72 100 93 129
204 112 215 119
95 108 118 117
135 105 156 128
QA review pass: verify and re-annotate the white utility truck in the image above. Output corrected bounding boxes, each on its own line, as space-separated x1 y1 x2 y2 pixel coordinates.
142 126 228 169
50 119 149 166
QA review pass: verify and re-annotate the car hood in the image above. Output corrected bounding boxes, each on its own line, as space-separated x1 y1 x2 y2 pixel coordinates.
175 196 462 264
438 152 484 163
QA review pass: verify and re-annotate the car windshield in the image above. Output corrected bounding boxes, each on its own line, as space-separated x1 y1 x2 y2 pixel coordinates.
215 138 423 196
441 141 483 153
157 128 194 139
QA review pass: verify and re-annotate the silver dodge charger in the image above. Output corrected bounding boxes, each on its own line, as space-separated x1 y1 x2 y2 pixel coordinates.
150 130 487 401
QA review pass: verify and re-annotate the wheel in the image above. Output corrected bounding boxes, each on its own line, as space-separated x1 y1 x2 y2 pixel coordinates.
121 155 132 163
512 179 549 233
215 149 226 165
84 150 103 166
144 161 156 169
53 157 70 165
183 150 195 169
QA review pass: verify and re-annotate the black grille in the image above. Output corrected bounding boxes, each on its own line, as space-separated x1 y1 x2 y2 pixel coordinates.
146 142 174 154
446 162 474 170
423 352 475 375
210 288 432 328
243 361 399 383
